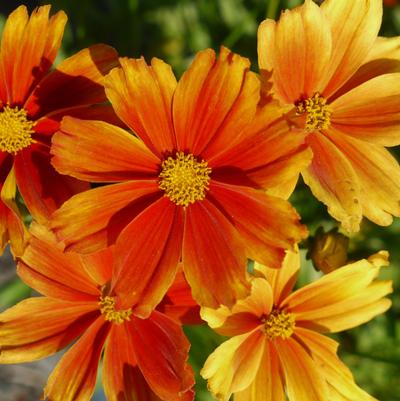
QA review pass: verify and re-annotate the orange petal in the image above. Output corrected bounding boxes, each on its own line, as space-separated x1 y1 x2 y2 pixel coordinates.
102 323 164 401
14 143 89 223
0 5 67 105
326 129 400 226
50 180 161 253
235 342 285 401
25 44 119 118
201 278 272 337
201 330 266 401
157 269 202 325
51 117 160 182
18 229 99 301
254 249 300 305
331 73 400 147
129 311 195 401
104 57 176 157
209 181 307 268
81 246 114 287
274 337 329 401
296 328 377 401
283 255 393 332
366 36 400 62
302 131 362 232
321 0 382 97
44 316 109 401
173 47 252 155
258 0 332 103
0 297 98 363
112 197 183 317
182 198 250 308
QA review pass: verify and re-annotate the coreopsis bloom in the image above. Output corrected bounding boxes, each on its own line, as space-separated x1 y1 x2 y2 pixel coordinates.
0 224 194 401
258 0 400 232
50 47 310 309
201 250 392 401
0 5 119 255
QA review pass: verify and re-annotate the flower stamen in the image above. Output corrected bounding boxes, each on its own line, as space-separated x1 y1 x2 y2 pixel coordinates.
159 151 211 207
262 309 295 340
295 93 331 131
0 106 34 154
99 296 132 324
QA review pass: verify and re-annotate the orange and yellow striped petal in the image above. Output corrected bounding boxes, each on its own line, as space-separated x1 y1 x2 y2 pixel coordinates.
0 297 98 363
104 57 177 157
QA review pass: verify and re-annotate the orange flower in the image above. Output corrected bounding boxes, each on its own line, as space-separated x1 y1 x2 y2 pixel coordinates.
0 5 119 255
0 224 194 401
201 250 392 401
50 47 309 309
258 0 400 232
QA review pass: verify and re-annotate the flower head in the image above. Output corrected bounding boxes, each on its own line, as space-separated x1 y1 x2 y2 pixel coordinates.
258 0 400 232
0 223 194 401
0 5 119 255
201 250 392 401
50 47 310 309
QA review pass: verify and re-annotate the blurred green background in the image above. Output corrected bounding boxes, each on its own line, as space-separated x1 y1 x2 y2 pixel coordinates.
0 1 400 400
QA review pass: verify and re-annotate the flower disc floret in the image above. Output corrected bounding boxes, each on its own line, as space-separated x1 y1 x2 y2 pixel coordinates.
0 106 34 154
262 309 295 340
295 93 331 131
159 151 212 207
99 296 132 324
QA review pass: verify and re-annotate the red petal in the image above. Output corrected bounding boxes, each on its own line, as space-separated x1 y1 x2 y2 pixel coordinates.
44 316 109 401
51 117 160 182
25 44 119 118
112 197 183 317
14 144 89 223
50 180 161 253
182 198 250 308
129 311 195 401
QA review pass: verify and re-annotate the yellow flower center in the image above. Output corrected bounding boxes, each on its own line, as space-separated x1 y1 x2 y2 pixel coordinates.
159 151 212 207
295 93 331 131
0 106 34 154
99 296 132 324
263 309 295 340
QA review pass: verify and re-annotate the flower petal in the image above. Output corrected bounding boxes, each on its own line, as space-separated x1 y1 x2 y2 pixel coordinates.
102 323 164 401
50 180 161 253
44 316 109 401
104 57 177 157
201 330 266 401
367 36 400 62
258 0 332 103
14 144 89 223
183 198 250 308
331 73 400 147
25 44 119 118
235 342 285 401
0 5 67 105
209 181 307 268
321 0 382 97
254 249 300 305
173 47 252 155
18 228 99 301
0 297 98 363
302 131 362 232
283 255 393 332
51 117 160 182
296 328 377 401
129 311 195 401
274 337 329 401
326 129 400 226
112 197 183 317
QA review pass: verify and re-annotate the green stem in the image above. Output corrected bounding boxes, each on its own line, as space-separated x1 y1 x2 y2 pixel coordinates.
267 0 280 19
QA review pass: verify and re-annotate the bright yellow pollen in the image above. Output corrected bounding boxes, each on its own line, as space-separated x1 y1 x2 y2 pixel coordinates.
262 310 295 340
99 296 132 324
295 93 331 131
0 106 34 154
159 151 212 207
